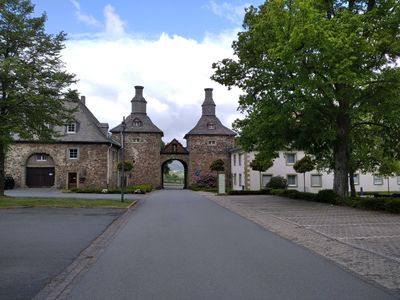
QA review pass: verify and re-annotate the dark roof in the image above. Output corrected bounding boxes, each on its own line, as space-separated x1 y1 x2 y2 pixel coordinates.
184 115 236 138
13 99 120 146
110 113 164 135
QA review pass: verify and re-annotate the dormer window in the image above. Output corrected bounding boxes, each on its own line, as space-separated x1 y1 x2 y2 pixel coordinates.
207 122 216 130
66 123 76 133
133 118 142 127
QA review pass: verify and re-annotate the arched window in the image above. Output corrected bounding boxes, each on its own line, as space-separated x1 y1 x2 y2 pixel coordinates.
132 118 142 127
207 122 216 130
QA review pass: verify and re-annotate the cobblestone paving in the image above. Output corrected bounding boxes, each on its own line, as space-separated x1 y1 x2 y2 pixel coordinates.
203 193 400 296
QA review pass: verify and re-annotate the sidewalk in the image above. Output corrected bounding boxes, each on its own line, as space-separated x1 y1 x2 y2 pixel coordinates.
204 193 400 295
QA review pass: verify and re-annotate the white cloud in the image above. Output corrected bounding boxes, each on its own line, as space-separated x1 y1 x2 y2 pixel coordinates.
70 0 101 27
63 6 243 145
207 1 250 24
104 5 126 37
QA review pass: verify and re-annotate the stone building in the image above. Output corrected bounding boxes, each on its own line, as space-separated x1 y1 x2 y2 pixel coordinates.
5 86 236 190
184 88 236 187
5 97 120 189
110 86 164 188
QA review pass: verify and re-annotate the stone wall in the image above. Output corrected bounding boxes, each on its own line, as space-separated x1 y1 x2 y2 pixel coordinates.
113 132 163 188
186 135 235 187
5 142 118 189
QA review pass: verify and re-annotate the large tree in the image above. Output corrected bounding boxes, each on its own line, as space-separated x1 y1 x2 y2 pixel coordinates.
212 0 400 198
0 0 76 195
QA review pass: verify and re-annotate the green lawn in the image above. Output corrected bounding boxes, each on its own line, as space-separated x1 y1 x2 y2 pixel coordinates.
0 197 135 208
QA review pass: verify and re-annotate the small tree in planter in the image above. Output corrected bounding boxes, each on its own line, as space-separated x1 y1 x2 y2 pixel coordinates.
117 161 134 172
250 155 273 190
210 159 225 193
293 156 315 192
266 176 287 189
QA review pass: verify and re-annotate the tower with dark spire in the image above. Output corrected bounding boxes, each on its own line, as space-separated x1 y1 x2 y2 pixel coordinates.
185 88 236 187
110 86 163 188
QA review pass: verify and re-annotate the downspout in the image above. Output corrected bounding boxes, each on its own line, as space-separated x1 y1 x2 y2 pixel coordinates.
107 142 113 188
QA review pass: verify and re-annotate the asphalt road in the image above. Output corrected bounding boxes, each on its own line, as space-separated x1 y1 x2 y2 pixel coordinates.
66 190 396 300
0 207 124 300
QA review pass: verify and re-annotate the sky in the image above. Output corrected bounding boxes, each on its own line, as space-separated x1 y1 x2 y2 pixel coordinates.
31 0 264 145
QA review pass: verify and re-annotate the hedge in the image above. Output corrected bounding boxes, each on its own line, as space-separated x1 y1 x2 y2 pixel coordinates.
68 184 153 194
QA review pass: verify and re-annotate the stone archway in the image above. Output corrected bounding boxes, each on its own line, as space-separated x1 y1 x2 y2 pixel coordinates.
26 153 55 187
161 159 188 189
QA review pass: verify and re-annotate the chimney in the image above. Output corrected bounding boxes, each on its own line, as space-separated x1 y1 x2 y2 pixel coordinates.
131 85 147 114
80 95 86 105
202 88 216 116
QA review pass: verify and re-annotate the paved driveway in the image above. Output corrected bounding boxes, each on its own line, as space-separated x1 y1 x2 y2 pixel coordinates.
5 187 145 200
58 190 395 299
205 193 400 294
0 207 125 300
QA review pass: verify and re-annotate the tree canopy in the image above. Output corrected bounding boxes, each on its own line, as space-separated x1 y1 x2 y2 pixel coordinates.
210 159 225 173
212 0 400 197
0 0 76 195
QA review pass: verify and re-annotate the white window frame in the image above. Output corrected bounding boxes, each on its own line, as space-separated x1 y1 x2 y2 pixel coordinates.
68 148 79 160
311 174 322 187
208 140 216 146
285 152 297 165
287 174 297 187
238 154 242 166
36 154 47 161
66 123 76 133
353 173 360 185
239 173 242 186
373 175 383 185
207 123 216 130
262 174 273 187
233 154 236 166
132 138 140 143
233 173 237 185
397 176 400 185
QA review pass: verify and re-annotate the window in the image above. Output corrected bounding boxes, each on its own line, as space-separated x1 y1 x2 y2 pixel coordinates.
67 123 76 133
285 153 297 165
207 122 216 130
353 174 360 185
233 173 237 185
373 175 383 185
36 154 47 161
133 118 142 127
262 175 272 187
132 138 140 143
287 174 297 187
208 140 216 146
173 145 177 152
239 173 242 186
233 154 236 166
397 176 400 185
311 174 322 187
238 154 242 166
68 148 78 159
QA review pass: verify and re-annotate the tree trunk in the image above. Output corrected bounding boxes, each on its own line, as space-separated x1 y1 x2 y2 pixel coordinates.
0 142 5 196
349 171 356 197
333 107 351 198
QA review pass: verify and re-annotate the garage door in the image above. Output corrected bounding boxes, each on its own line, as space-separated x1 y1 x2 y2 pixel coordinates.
26 167 55 187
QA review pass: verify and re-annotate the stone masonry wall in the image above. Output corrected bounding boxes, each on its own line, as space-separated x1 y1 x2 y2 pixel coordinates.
113 132 162 188
186 135 235 187
5 143 118 189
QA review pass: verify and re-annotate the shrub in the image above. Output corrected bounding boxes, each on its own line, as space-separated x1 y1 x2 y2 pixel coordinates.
195 173 217 188
358 197 387 210
384 199 400 213
228 189 271 195
315 189 339 204
266 176 287 189
270 188 287 196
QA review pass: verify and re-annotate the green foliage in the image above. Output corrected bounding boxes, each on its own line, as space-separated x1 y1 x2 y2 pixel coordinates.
378 160 400 177
384 199 400 213
293 156 315 174
266 176 287 189
68 184 153 194
117 161 134 172
0 0 76 195
212 0 400 198
228 189 271 195
250 154 273 172
209 159 225 173
315 189 339 204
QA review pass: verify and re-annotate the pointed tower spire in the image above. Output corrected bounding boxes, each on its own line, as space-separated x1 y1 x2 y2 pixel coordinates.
202 88 216 116
131 86 147 114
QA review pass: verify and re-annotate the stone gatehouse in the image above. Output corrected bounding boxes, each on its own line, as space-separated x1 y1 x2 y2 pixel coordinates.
5 86 235 189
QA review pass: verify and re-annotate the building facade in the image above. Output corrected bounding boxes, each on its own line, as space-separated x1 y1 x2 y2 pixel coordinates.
232 149 400 193
5 97 120 189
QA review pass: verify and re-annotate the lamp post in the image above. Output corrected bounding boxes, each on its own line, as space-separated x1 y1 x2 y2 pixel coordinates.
120 117 126 202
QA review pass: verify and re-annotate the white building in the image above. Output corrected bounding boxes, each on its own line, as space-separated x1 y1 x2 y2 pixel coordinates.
231 149 400 193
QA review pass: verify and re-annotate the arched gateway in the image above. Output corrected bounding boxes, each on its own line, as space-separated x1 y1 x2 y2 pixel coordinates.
110 86 236 189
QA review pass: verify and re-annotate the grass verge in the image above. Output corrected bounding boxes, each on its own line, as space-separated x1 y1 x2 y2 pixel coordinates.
0 197 135 208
